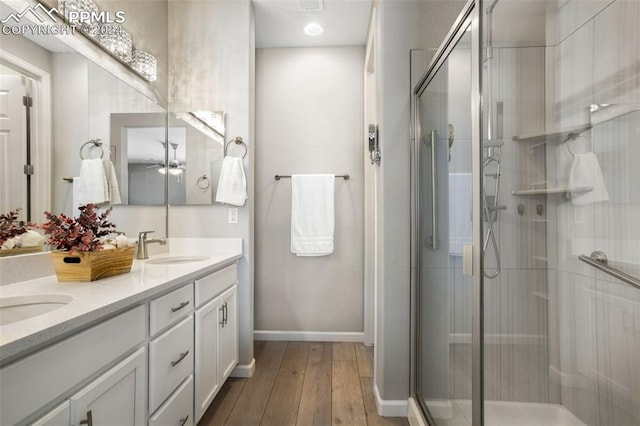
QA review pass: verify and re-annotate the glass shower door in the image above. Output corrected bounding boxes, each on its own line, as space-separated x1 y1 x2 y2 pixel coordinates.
414 26 474 425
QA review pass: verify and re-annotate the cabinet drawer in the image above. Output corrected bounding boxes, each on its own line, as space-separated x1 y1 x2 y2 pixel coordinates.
0 306 145 426
195 263 237 306
150 283 194 336
149 316 194 414
149 375 193 426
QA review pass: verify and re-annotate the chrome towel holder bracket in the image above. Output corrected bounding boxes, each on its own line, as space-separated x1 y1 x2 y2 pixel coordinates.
224 137 248 159
79 139 104 159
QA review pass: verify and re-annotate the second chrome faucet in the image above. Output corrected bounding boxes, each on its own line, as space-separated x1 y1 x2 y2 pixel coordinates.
136 231 166 259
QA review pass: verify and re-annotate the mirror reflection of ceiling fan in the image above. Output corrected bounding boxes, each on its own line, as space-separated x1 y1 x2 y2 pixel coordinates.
142 141 185 176
158 143 185 175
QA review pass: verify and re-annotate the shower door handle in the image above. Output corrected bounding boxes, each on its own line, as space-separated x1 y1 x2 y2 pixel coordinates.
429 130 438 250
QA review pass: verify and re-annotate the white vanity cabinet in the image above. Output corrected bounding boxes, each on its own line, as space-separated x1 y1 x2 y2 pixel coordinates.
0 259 240 426
194 264 238 422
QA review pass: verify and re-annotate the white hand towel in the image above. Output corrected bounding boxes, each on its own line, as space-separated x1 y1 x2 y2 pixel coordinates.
215 156 248 206
102 159 122 205
291 174 335 256
449 173 472 256
75 158 109 207
568 152 609 205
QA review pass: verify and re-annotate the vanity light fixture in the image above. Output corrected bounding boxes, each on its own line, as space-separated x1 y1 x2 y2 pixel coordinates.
304 22 324 36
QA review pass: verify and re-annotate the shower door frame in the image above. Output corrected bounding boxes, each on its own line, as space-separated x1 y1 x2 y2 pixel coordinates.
410 0 484 424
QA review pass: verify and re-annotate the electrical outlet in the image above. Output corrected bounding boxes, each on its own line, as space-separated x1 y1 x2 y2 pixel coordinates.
228 208 238 224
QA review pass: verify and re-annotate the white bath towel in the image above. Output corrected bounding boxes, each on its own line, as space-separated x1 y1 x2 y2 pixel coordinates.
449 173 473 256
102 159 121 205
568 152 609 205
291 174 335 256
75 158 109 207
215 156 248 206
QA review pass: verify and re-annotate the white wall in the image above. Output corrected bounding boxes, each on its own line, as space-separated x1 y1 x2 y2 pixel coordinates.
167 0 255 375
254 46 365 335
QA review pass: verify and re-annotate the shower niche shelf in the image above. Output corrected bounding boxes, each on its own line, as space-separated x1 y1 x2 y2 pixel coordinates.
512 123 592 144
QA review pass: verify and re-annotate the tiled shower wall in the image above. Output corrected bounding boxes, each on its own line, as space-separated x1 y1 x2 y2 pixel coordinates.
548 0 640 424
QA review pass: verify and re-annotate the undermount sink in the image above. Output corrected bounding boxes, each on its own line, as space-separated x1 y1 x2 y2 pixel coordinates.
145 256 210 265
0 294 73 326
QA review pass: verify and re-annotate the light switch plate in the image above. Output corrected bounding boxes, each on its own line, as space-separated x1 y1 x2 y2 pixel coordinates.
228 208 238 224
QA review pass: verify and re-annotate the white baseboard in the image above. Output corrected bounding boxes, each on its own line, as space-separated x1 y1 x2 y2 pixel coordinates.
373 383 408 417
254 330 364 342
407 398 428 426
231 358 255 378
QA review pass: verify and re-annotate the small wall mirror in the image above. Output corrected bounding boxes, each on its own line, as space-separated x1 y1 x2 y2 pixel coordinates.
111 111 225 205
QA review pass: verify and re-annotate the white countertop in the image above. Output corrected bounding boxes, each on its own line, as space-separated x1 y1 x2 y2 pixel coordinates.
0 238 242 365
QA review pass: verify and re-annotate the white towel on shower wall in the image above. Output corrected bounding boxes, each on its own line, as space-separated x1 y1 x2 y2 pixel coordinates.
568 152 609 205
291 174 335 256
449 173 473 256
215 156 248 206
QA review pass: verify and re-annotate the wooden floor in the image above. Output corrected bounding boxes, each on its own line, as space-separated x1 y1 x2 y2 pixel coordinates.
198 341 410 426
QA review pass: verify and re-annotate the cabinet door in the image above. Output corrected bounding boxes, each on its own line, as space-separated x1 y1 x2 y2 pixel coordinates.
194 296 221 423
69 348 146 426
218 286 238 381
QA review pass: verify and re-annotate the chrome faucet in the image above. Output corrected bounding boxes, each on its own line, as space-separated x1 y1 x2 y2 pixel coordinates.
136 231 166 260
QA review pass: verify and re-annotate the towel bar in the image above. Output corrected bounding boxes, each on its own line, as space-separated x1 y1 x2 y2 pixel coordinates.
274 174 350 181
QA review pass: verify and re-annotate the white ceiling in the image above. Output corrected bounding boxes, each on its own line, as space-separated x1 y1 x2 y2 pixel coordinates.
253 0 372 48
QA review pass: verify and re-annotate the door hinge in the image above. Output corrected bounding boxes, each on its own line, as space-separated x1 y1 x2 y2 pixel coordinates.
22 96 33 107
24 164 34 175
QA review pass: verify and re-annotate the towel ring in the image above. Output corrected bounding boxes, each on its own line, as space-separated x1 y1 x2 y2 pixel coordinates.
566 133 591 157
79 139 104 159
224 136 247 159
196 174 211 190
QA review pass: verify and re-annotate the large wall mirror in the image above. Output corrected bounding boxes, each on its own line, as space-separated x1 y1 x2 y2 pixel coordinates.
0 0 227 258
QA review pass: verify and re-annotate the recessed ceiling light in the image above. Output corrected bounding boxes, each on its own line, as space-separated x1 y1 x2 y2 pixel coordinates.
304 22 324 36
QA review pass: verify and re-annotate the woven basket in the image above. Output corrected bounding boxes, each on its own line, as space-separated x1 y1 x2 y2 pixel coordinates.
51 246 135 282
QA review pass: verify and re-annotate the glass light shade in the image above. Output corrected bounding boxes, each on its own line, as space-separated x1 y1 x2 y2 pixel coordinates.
131 50 157 82
60 0 100 37
100 28 133 63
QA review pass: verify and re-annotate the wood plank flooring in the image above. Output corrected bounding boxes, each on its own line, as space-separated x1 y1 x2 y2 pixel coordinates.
198 341 409 426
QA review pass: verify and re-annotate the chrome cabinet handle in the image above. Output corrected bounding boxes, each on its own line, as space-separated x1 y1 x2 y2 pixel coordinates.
79 410 93 426
219 306 225 327
170 301 190 313
179 414 189 426
223 302 228 326
170 350 189 367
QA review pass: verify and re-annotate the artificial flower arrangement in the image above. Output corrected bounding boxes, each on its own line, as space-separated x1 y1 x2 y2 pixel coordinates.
40 204 134 282
41 203 128 253
0 208 44 256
